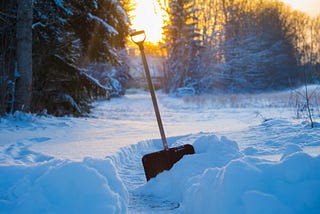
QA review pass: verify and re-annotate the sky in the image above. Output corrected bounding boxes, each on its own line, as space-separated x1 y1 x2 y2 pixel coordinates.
130 0 164 43
281 0 320 16
130 0 320 44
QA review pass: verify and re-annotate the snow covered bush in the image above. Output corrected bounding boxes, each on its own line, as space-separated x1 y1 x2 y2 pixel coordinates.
84 62 131 98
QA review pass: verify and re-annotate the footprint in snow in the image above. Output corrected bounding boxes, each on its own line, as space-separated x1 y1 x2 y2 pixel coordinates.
4 139 53 164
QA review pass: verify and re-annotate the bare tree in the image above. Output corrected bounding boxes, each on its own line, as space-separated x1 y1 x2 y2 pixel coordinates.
14 0 33 112
310 16 320 79
291 13 320 127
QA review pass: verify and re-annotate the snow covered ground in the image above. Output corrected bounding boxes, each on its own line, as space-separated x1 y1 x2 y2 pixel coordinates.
1 88 320 213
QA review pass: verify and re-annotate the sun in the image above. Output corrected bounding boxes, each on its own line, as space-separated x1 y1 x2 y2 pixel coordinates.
130 0 165 44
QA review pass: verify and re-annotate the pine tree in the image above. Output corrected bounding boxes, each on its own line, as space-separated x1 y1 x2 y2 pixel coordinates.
0 0 17 115
164 0 201 93
32 0 130 116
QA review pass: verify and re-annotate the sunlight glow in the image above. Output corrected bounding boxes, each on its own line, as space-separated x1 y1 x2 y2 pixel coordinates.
281 0 320 16
129 0 319 44
130 0 164 43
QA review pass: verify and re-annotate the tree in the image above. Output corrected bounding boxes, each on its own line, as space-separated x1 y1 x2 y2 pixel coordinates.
2 0 130 116
216 0 300 91
163 0 201 93
290 13 320 127
14 0 33 112
31 0 130 116
0 0 16 115
162 0 303 93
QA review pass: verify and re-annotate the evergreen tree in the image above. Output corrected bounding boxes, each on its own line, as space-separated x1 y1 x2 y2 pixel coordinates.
163 0 201 93
32 0 130 116
0 0 17 115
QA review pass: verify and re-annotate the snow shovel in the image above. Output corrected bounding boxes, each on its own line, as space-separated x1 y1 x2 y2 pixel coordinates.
130 30 195 181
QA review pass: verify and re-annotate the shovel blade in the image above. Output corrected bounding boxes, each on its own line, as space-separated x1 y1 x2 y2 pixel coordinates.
142 144 195 181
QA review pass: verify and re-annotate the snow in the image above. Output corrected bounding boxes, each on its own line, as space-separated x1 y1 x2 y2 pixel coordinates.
54 0 73 15
133 133 320 213
0 158 128 213
1 88 320 213
88 13 118 35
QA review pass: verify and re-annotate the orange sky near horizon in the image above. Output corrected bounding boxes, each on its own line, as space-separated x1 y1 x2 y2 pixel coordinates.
130 0 319 44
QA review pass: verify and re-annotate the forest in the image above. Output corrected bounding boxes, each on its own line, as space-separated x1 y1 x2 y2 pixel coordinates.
1 0 319 116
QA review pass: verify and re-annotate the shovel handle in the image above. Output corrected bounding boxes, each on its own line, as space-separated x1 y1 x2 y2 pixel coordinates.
130 30 146 37
136 40 169 150
130 30 146 44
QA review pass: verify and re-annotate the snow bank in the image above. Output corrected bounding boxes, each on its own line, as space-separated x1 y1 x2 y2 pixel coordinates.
135 133 320 213
0 158 128 213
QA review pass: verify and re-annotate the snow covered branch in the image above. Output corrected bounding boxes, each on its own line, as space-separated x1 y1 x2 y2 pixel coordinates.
88 12 118 35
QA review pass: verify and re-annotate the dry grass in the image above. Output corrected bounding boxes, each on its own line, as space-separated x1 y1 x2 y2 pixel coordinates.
181 86 320 115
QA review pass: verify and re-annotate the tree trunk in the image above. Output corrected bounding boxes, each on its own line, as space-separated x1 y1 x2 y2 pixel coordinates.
15 0 33 112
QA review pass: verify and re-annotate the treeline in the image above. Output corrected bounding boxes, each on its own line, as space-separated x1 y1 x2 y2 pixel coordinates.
0 0 131 116
161 0 320 94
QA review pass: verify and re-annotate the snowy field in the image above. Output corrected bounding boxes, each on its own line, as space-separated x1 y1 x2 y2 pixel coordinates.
1 87 320 213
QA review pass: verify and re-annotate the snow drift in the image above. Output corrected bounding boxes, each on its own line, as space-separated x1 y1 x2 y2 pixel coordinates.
0 158 128 213
131 133 320 213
